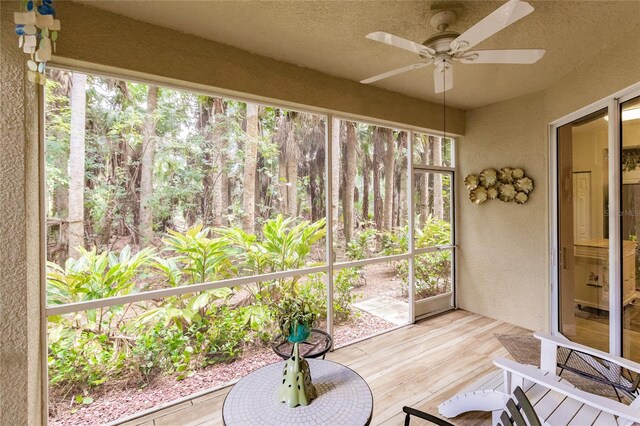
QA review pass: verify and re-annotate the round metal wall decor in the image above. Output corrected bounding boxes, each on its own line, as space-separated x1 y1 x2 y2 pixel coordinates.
465 167 534 205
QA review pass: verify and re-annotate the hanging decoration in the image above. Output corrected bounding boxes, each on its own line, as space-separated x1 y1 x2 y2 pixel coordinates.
465 167 534 205
14 0 60 85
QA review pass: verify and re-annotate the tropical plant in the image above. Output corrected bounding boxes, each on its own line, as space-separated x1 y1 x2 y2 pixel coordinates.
346 227 377 260
162 224 233 284
260 215 326 272
47 245 155 306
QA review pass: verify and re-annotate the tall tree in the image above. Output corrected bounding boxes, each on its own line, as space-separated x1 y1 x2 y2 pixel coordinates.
276 111 298 218
432 136 444 219
139 84 158 244
343 122 357 242
200 97 214 225
372 127 389 231
362 143 371 221
68 72 87 257
383 129 396 230
331 118 341 229
242 102 259 233
299 113 325 222
200 97 228 227
419 135 429 228
395 132 407 227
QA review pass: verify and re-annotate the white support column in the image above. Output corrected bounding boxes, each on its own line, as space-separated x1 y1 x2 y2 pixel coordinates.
407 131 415 323
325 114 335 345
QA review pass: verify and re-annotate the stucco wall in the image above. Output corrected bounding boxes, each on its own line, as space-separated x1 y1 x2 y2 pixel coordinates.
0 1 42 425
457 31 640 332
52 1 465 136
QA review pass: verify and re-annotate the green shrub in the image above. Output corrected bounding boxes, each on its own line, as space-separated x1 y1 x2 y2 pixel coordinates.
48 327 125 392
391 217 452 299
46 217 331 396
346 228 376 261
201 307 248 364
334 268 360 321
397 251 452 299
296 271 358 323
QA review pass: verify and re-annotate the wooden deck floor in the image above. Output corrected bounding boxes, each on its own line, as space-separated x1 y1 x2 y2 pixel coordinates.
118 309 529 426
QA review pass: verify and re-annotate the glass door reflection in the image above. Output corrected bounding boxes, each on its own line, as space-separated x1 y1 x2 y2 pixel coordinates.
558 108 610 352
621 96 640 361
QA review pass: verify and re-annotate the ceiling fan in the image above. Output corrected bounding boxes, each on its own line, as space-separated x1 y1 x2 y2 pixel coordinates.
360 0 545 93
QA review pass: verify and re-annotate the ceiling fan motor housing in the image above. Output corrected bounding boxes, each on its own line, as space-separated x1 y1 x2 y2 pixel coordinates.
424 10 460 55
423 31 460 55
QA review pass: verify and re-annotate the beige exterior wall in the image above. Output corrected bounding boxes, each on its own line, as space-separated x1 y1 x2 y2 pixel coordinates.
52 2 465 135
0 1 43 425
0 0 637 422
457 33 640 332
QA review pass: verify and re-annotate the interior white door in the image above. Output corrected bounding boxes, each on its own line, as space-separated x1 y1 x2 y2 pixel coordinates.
573 172 592 243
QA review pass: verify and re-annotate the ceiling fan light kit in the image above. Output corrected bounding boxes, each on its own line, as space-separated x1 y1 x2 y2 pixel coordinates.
361 0 546 93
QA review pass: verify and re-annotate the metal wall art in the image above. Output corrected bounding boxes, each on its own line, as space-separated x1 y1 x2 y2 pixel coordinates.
14 0 61 84
465 167 533 205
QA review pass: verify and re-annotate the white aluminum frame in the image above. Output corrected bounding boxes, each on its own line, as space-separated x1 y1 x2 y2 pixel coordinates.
549 82 640 357
40 63 459 423
325 114 334 342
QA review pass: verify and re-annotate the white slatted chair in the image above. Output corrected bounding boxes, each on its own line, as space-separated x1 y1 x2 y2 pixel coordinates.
438 332 640 425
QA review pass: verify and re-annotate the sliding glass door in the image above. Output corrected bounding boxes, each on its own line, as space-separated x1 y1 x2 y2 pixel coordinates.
621 96 640 361
554 86 640 359
557 109 609 353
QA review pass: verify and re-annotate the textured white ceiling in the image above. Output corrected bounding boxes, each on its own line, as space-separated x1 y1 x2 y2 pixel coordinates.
79 1 640 109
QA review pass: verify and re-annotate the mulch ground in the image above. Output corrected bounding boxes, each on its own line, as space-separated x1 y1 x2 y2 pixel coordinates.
49 309 395 425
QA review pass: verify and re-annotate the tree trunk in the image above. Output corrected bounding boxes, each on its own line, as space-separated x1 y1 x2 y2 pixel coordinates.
433 136 444 220
53 157 68 218
396 132 407 227
242 102 259 233
308 118 325 222
372 127 388 231
139 85 158 244
68 72 87 258
200 98 214 224
276 112 298 218
383 130 395 230
362 150 370 221
212 98 226 227
286 122 298 218
419 136 429 228
331 118 341 228
343 122 357 243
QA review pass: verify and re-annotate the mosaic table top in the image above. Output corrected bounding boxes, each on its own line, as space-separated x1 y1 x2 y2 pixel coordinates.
222 358 373 426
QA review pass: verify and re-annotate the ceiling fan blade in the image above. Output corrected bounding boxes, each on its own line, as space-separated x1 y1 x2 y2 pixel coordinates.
434 64 453 94
366 31 433 55
451 0 534 52
360 62 431 84
459 49 545 64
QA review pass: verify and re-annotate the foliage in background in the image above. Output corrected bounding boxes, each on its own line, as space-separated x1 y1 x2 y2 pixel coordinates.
44 70 453 413
47 217 337 397
383 217 453 299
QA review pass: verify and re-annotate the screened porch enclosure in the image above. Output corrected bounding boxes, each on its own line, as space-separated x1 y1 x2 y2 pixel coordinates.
43 68 456 425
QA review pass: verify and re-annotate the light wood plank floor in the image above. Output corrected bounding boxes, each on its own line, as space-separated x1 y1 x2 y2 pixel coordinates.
117 310 529 426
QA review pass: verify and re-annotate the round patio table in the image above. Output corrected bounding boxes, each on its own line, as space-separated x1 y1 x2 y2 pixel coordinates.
222 358 373 426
